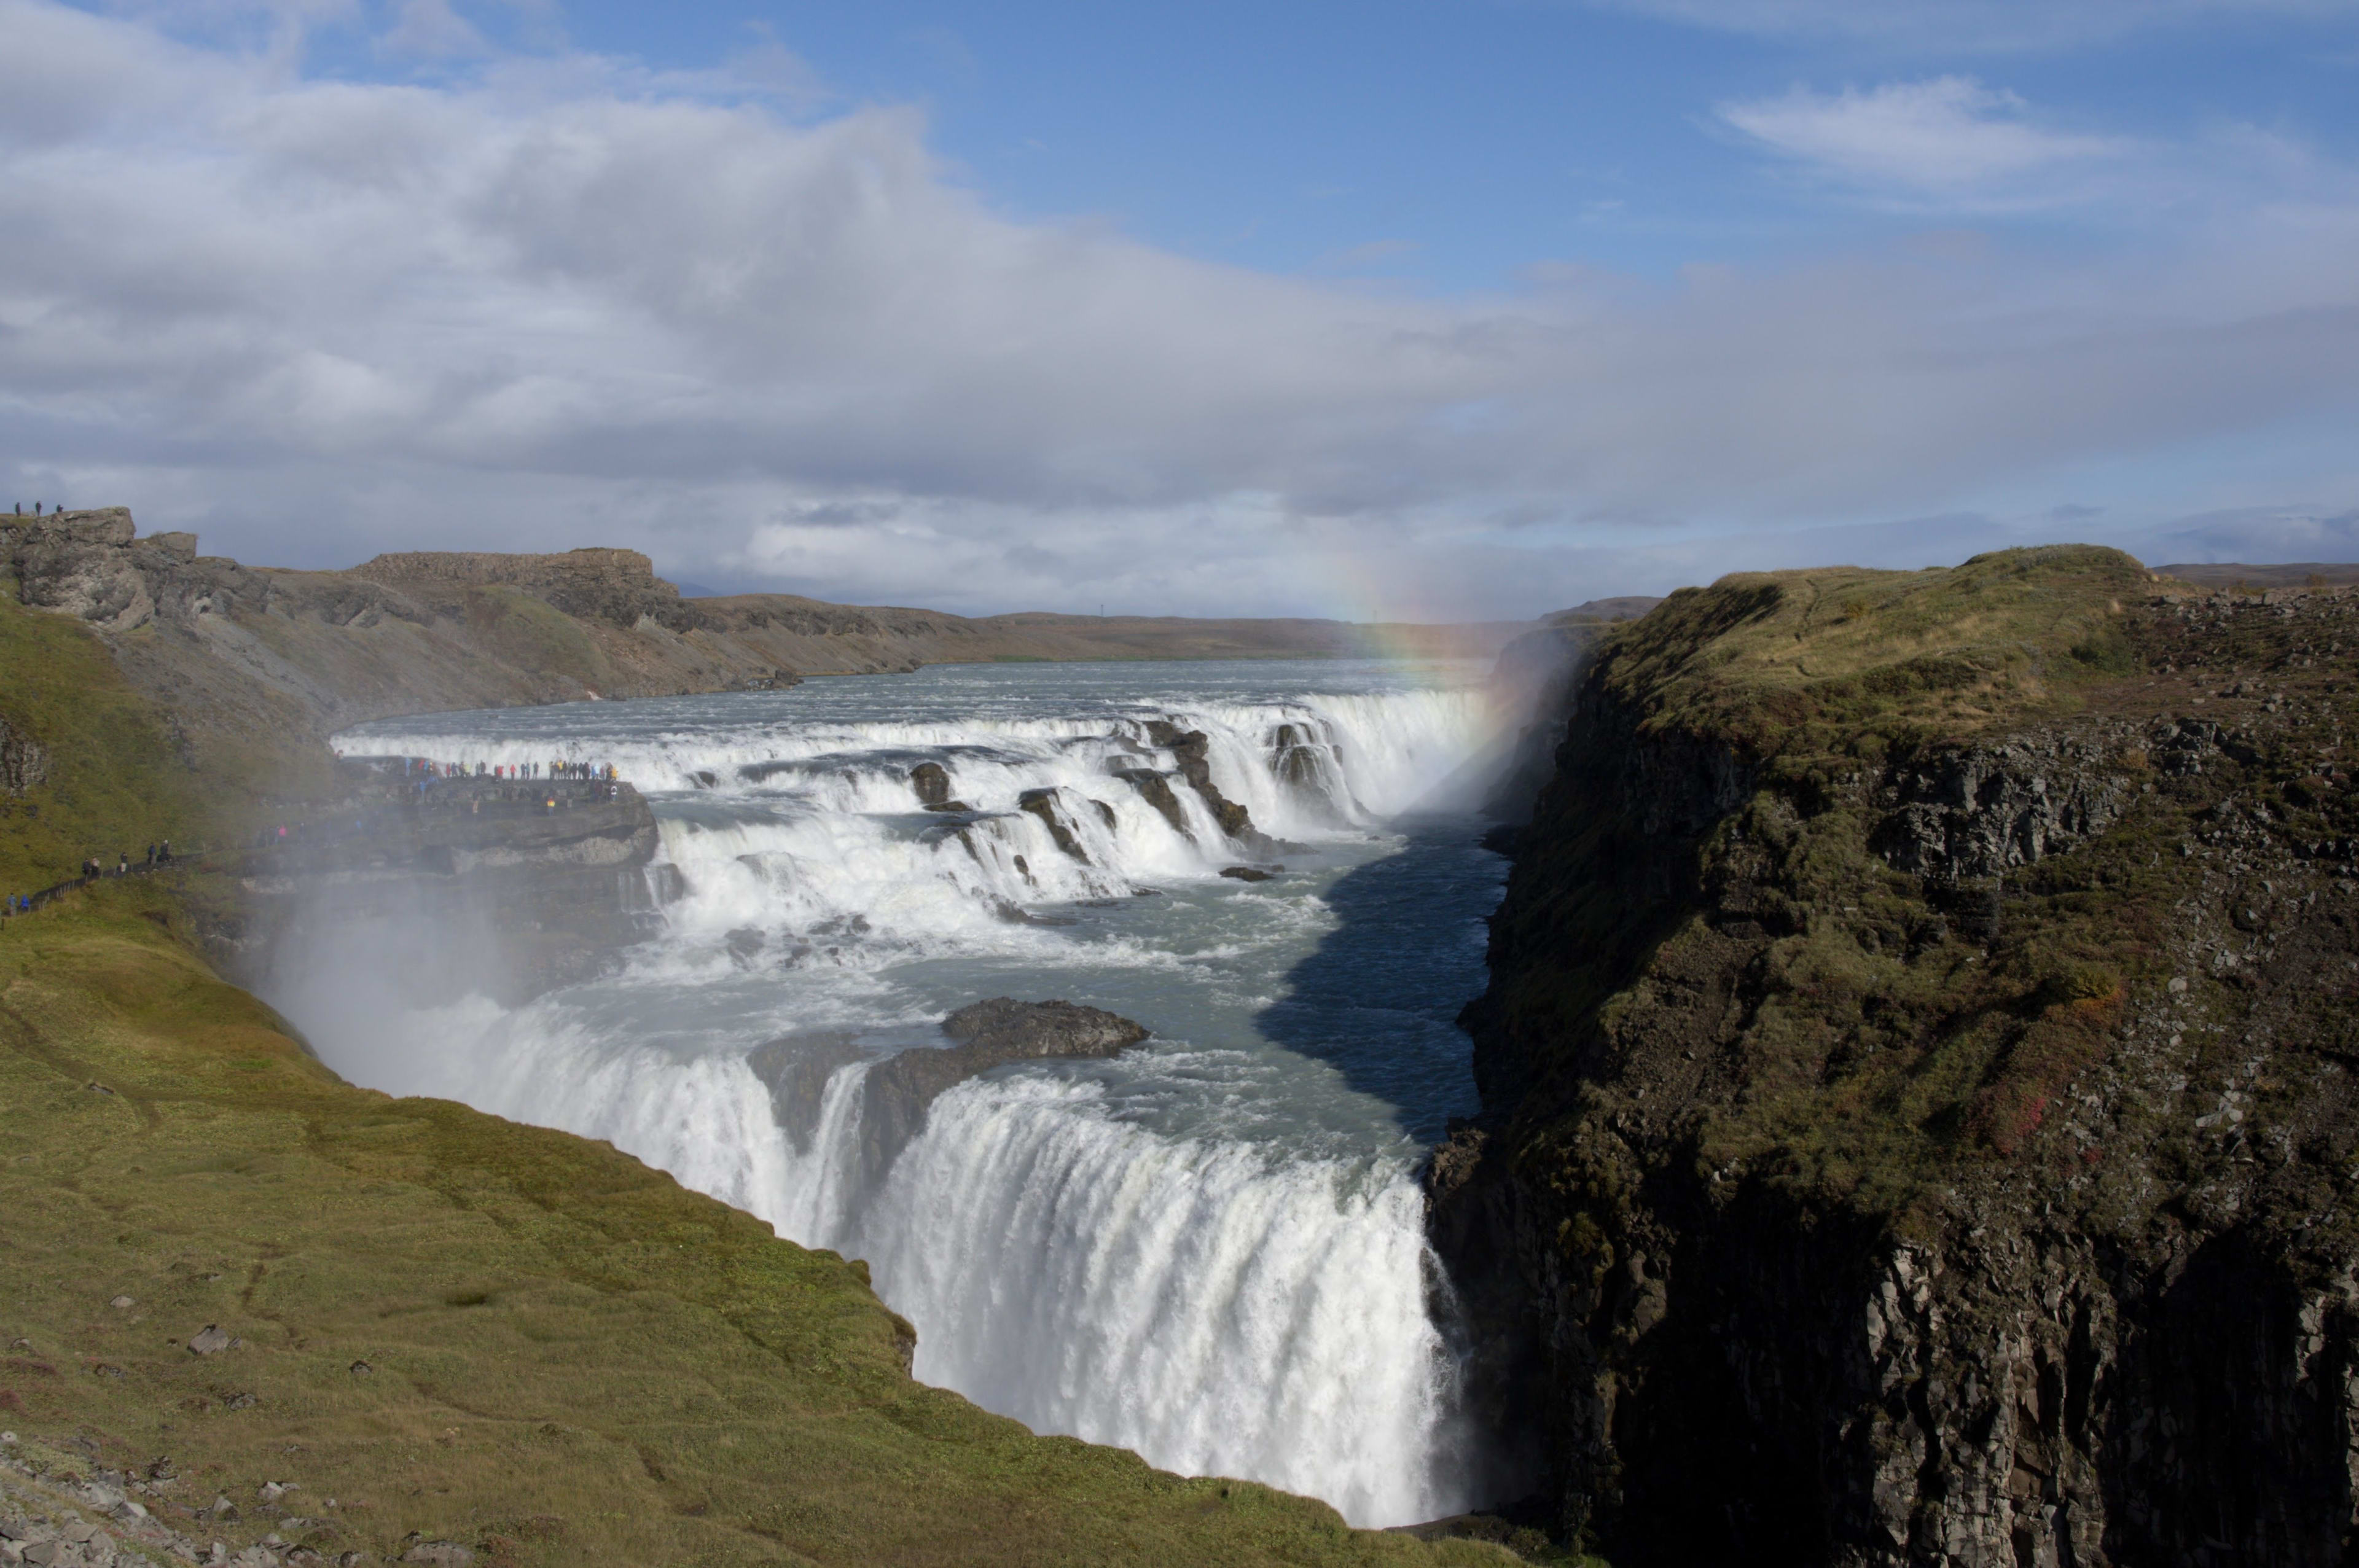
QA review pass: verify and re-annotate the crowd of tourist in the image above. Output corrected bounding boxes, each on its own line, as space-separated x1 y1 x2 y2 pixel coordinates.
391 757 621 782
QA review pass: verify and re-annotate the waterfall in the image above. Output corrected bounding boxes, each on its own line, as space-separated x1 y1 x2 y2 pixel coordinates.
310 667 1506 1529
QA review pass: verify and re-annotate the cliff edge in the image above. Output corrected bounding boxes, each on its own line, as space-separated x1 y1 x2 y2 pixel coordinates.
1439 547 2359 1566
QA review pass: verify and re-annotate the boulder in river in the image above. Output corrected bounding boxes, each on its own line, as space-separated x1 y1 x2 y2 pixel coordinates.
908 761 970 812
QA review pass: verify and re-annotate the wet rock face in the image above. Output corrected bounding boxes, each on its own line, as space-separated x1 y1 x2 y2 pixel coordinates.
1145 719 1253 839
1017 787 1092 862
909 761 953 808
1443 585 2359 1567
939 997 1150 1057
1115 768 1191 837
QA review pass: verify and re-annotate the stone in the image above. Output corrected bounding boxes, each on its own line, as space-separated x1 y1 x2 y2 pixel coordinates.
186 1326 231 1356
0 717 47 797
1144 720 1254 839
108 1297 133 1311
907 762 955 809
1016 789 1090 863
396 1540 472 1566
824 1000 1151 1201
1218 865 1275 882
346 1362 372 1378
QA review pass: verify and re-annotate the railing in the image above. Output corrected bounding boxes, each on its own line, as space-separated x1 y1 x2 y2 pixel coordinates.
2 846 211 921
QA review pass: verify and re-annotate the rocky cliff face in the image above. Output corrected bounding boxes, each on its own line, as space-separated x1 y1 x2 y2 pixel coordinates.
1438 550 2359 1567
354 547 700 631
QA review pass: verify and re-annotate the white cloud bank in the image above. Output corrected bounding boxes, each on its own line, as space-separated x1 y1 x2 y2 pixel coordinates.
3 0 2358 616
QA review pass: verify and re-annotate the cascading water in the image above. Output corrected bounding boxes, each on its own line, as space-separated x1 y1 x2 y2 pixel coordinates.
291 658 1512 1527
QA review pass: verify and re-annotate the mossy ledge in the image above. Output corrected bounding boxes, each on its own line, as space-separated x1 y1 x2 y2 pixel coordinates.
1437 547 2359 1566
0 574 1511 1565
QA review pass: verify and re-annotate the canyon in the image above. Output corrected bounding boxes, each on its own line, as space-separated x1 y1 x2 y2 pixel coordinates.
5 509 2353 1567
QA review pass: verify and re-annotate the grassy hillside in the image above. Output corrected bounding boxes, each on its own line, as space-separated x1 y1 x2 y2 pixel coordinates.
0 585 211 896
1 582 1508 1565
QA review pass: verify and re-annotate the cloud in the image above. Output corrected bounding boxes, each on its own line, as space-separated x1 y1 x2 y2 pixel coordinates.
2 0 2358 619
1719 77 2129 201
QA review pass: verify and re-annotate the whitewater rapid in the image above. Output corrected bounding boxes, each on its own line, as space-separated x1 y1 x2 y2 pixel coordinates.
297 658 1511 1527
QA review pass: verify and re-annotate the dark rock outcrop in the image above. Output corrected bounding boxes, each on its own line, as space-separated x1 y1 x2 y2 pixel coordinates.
1872 736 2127 885
908 760 966 811
1146 719 1253 839
0 715 47 795
1017 787 1092 862
1116 767 1192 837
1440 556 2359 1567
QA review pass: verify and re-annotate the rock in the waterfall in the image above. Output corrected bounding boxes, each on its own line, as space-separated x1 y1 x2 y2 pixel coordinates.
1017 787 1091 862
1144 720 1254 839
939 998 1148 1058
854 1001 1149 1189
1219 865 1278 881
1114 768 1192 837
907 761 970 812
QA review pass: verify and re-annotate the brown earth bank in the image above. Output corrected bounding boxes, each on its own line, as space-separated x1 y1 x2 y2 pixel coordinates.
1436 548 2359 1567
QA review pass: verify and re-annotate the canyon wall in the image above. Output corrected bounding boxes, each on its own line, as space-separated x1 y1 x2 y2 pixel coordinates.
1439 548 2359 1566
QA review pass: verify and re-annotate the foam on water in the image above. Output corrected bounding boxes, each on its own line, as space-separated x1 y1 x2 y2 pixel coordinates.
306 660 1510 1527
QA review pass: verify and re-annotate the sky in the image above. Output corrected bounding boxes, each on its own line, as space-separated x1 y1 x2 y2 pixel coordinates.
4 0 2358 620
